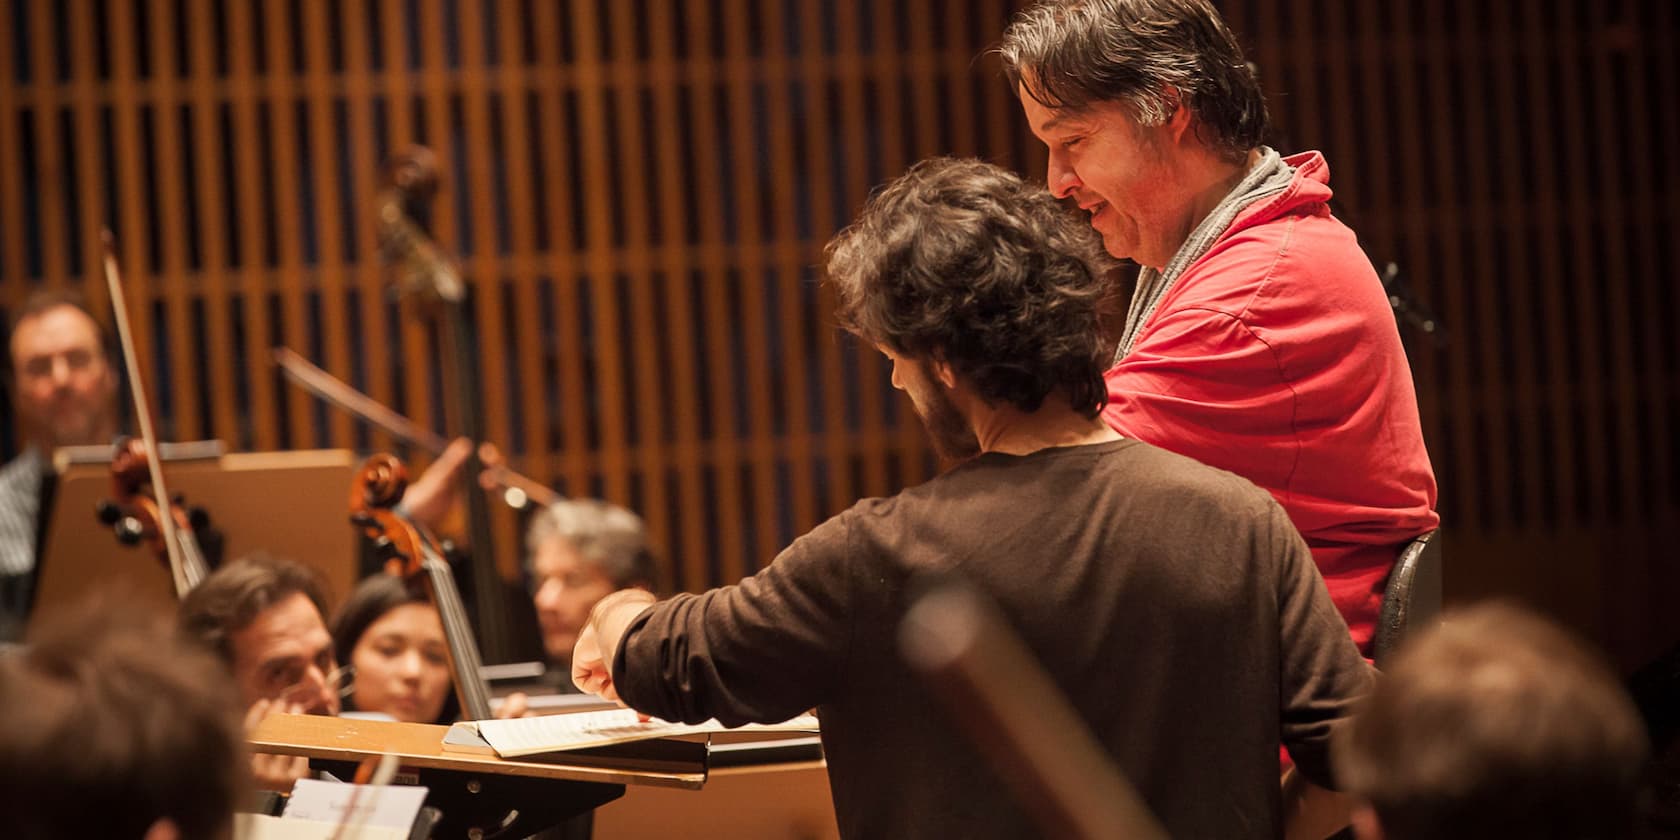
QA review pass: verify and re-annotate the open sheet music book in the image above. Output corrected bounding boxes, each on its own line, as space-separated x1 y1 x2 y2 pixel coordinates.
459 708 820 758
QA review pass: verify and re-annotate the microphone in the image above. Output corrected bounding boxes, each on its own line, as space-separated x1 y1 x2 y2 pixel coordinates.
1379 261 1448 348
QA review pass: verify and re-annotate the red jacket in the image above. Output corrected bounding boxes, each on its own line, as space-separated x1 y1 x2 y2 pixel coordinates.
1102 151 1439 654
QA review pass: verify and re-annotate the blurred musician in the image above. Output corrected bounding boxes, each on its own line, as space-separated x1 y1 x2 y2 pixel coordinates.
180 553 341 792
0 290 121 640
524 498 657 673
0 598 246 839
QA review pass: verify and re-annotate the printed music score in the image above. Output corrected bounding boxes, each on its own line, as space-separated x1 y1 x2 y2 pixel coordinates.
462 708 820 758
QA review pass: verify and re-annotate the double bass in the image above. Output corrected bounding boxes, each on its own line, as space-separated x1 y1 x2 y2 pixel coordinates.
376 146 522 664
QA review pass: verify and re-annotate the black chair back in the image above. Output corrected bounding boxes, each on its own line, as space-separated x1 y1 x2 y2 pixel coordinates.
1372 529 1443 667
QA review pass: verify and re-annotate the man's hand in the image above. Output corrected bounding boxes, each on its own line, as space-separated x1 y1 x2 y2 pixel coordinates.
401 437 475 531
571 589 659 701
571 620 620 701
245 698 311 793
496 691 531 719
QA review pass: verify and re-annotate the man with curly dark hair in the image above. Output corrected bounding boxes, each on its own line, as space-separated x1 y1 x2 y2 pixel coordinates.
999 0 1438 660
570 157 1373 839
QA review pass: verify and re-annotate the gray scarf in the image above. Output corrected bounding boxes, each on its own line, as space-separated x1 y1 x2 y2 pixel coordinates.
1112 146 1295 366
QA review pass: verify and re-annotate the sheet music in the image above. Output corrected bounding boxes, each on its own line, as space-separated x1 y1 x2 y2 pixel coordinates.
473 708 819 757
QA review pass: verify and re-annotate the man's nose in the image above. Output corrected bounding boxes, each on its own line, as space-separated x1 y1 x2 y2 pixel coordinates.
1046 151 1080 200
48 355 74 387
535 579 567 610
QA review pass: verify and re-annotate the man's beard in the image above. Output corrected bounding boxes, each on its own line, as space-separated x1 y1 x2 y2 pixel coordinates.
914 378 981 462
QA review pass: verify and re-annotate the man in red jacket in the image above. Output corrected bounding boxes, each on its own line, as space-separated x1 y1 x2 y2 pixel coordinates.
1000 0 1438 655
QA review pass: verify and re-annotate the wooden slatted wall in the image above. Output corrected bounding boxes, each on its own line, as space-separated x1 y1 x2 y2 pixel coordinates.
4 1 1677 665
0 0 1030 597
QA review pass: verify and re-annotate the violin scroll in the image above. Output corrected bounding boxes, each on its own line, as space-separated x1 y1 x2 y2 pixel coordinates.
349 454 427 578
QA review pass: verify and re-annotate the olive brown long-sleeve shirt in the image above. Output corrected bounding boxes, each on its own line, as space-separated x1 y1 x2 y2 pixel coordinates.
614 439 1372 839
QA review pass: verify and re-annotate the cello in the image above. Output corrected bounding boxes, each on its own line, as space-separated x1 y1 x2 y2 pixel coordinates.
376 146 521 664
349 453 493 720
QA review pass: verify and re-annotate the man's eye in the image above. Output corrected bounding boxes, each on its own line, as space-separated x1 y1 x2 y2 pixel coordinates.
1061 136 1083 149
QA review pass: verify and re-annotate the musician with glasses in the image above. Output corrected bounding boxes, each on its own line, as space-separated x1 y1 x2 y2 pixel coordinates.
180 552 347 792
1 289 122 641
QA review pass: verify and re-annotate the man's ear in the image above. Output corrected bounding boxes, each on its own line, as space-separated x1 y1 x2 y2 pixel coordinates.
1350 804 1383 840
1161 85 1192 144
142 818 181 840
929 358 959 390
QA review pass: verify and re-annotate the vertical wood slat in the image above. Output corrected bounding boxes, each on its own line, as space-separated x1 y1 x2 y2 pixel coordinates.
837 2 887 501
454 0 523 570
225 0 279 452
185 0 239 446
342 0 397 458
1584 1 1643 527
567 0 632 509
68 0 111 321
0 3 21 302
647 1 712 592
759 0 818 541
527 1 590 502
389 0 433 458
1552 2 1613 527
27 2 68 290
1484 2 1546 528
799 1 856 521
108 0 160 412
301 0 355 449
1451 5 1514 531
1640 2 1679 520
1518 3 1579 530
686 5 751 583
262 0 313 450
600 0 676 572
147 0 201 441
720 0 784 570
494 0 551 562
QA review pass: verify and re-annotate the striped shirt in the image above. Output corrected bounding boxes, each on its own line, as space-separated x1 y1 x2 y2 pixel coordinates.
0 447 45 641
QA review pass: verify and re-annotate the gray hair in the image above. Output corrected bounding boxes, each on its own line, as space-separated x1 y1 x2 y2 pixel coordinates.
524 499 657 588
998 0 1267 162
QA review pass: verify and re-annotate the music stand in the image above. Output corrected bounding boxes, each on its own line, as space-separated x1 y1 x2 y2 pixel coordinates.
31 447 362 623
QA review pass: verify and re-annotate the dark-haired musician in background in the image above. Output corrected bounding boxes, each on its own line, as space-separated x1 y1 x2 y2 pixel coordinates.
180 553 340 792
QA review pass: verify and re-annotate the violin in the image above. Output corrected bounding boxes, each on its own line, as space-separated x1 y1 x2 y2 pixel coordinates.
375 146 521 664
349 453 493 720
95 437 212 597
94 231 210 599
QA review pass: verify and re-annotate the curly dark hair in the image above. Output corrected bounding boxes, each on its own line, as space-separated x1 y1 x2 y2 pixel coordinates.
825 157 1114 417
998 0 1268 162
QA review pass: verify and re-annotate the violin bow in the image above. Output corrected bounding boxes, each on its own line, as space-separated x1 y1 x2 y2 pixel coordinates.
101 230 195 596
272 346 559 510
